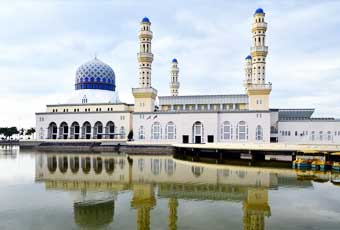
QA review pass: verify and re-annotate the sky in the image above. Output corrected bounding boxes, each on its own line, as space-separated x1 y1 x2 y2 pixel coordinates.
0 0 340 128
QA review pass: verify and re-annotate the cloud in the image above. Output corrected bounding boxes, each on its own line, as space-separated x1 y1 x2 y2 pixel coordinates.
0 0 340 127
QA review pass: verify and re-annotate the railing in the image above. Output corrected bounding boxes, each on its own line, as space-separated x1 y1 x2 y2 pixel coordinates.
137 53 154 59
251 46 268 53
247 83 272 90
138 30 153 37
252 22 267 29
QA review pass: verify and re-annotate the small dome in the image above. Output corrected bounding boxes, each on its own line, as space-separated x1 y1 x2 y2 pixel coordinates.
75 57 116 92
245 55 252 60
254 8 264 15
172 58 178 63
141 17 150 23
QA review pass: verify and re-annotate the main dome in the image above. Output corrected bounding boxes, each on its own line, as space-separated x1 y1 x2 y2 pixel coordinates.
75 57 116 92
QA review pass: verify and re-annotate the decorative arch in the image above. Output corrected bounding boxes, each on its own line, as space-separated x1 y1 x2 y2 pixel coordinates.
70 157 79 173
58 156 68 173
236 121 248 141
93 157 103 174
59 122 69 139
192 121 204 143
81 157 91 174
105 121 115 139
70 122 80 139
120 126 126 139
48 122 58 139
151 159 161 175
192 166 203 177
82 121 91 139
221 121 232 141
93 121 103 139
165 122 176 140
164 159 176 176
104 159 115 174
256 125 263 141
151 122 161 140
47 156 57 173
138 126 145 140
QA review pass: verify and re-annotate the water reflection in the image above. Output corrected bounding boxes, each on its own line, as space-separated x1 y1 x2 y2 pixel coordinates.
34 154 340 230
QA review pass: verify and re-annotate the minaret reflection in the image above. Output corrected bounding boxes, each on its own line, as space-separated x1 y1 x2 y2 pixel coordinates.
168 198 178 230
243 188 271 230
131 184 156 230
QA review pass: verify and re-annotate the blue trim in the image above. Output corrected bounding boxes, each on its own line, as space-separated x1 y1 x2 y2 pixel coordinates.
75 83 116 91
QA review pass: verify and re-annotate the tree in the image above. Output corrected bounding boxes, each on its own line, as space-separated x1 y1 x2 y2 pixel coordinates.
25 128 36 139
0 127 19 140
127 130 133 141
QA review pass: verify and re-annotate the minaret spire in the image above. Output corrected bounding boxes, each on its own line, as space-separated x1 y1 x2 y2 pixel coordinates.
169 58 180 96
251 8 268 84
138 16 154 88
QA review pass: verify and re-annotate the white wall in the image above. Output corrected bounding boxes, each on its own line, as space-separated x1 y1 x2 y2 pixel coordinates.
278 121 340 144
133 111 270 144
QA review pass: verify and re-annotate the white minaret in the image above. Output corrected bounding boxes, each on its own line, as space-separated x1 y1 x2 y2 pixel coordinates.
246 8 272 111
243 55 252 90
138 17 153 88
169 58 180 96
132 17 158 112
251 8 268 85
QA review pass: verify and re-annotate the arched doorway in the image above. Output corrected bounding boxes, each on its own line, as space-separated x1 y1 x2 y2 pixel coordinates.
59 122 69 139
48 122 58 139
82 121 91 139
192 121 204 143
105 121 115 139
93 121 103 139
71 122 80 139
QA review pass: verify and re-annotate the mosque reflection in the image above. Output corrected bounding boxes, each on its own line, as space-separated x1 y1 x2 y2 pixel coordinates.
35 153 335 230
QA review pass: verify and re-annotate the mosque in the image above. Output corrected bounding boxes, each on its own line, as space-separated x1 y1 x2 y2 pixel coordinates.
35 8 340 144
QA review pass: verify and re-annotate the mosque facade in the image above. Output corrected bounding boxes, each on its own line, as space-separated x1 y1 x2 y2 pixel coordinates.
35 8 340 144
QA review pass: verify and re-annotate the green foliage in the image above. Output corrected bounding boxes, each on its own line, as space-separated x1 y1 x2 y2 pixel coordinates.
0 127 19 139
26 128 36 136
127 130 133 141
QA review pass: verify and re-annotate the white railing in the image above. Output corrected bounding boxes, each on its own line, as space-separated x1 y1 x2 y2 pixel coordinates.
252 22 267 29
251 46 268 53
137 53 154 59
248 83 272 90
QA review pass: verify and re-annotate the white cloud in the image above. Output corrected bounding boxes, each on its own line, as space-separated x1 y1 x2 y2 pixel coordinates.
0 0 340 127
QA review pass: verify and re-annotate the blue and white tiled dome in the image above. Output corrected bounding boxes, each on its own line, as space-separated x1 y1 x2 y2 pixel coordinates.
75 57 116 91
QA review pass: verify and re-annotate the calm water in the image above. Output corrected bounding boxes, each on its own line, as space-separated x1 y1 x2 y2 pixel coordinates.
1 146 340 230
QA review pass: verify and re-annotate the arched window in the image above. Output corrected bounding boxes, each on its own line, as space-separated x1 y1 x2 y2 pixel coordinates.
319 131 323 141
256 125 263 141
165 122 176 139
311 131 315 141
151 159 161 175
192 121 204 143
151 122 161 140
237 121 248 141
327 131 332 141
120 126 126 139
221 121 232 140
138 126 145 140
106 121 115 139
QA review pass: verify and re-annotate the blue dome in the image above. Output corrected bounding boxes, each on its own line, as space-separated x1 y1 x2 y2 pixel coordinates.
254 8 264 15
141 17 150 23
245 55 252 60
75 57 116 92
172 58 178 63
